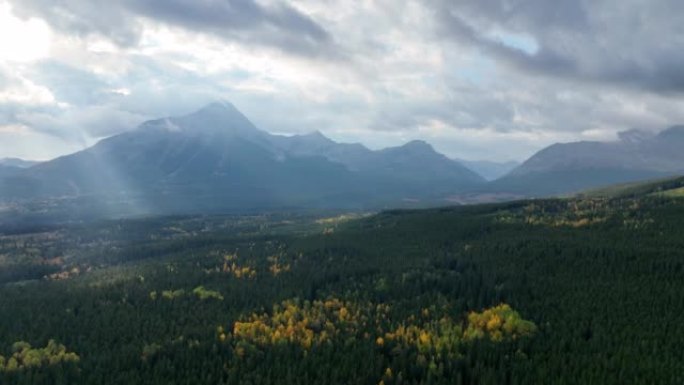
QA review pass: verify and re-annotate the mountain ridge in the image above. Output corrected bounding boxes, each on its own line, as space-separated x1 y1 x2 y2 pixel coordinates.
2 102 683 217
0 158 40 169
0 103 485 217
493 126 684 195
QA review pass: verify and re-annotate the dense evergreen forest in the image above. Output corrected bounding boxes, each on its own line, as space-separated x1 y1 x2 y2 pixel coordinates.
1 193 683 384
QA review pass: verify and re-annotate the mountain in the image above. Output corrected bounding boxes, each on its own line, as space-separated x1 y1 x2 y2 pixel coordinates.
492 126 684 195
268 133 483 190
267 130 376 170
0 158 40 181
0 158 40 168
457 159 520 180
0 166 21 179
0 102 485 217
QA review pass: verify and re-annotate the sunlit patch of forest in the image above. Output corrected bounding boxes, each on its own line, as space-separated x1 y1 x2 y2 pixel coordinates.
1 195 684 384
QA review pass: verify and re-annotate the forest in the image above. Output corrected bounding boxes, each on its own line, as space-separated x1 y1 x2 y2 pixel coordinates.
1 193 683 384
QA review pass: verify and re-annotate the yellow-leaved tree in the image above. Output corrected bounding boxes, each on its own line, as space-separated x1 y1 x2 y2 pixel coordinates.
463 304 537 342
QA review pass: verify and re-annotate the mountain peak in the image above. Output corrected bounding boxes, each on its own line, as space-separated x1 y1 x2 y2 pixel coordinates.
379 140 440 157
168 101 261 136
618 129 654 144
299 130 334 144
402 140 434 152
305 130 327 139
191 101 246 120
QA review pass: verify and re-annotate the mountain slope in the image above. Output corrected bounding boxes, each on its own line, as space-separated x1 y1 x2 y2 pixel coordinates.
492 126 684 195
0 102 485 216
368 140 484 193
577 175 684 198
270 134 484 196
0 158 39 180
456 159 520 180
3 103 364 211
0 166 21 179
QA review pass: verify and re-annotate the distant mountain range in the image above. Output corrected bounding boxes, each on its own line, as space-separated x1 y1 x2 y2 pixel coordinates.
492 126 684 195
1 102 682 219
0 102 484 216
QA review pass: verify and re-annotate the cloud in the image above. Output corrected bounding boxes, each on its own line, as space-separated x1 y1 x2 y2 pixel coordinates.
129 0 331 55
27 61 113 105
0 65 55 106
0 124 78 160
433 0 684 93
18 106 146 141
10 0 139 47
10 0 332 55
1 0 684 163
0 2 52 62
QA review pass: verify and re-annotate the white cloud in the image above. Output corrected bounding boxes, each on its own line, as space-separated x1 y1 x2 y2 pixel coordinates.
0 2 52 63
0 69 55 105
0 123 29 134
0 126 78 160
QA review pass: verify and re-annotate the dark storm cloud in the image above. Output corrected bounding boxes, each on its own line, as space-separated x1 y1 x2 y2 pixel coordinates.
10 0 332 55
434 0 684 93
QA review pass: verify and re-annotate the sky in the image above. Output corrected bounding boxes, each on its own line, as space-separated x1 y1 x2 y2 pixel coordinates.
1 0 683 162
